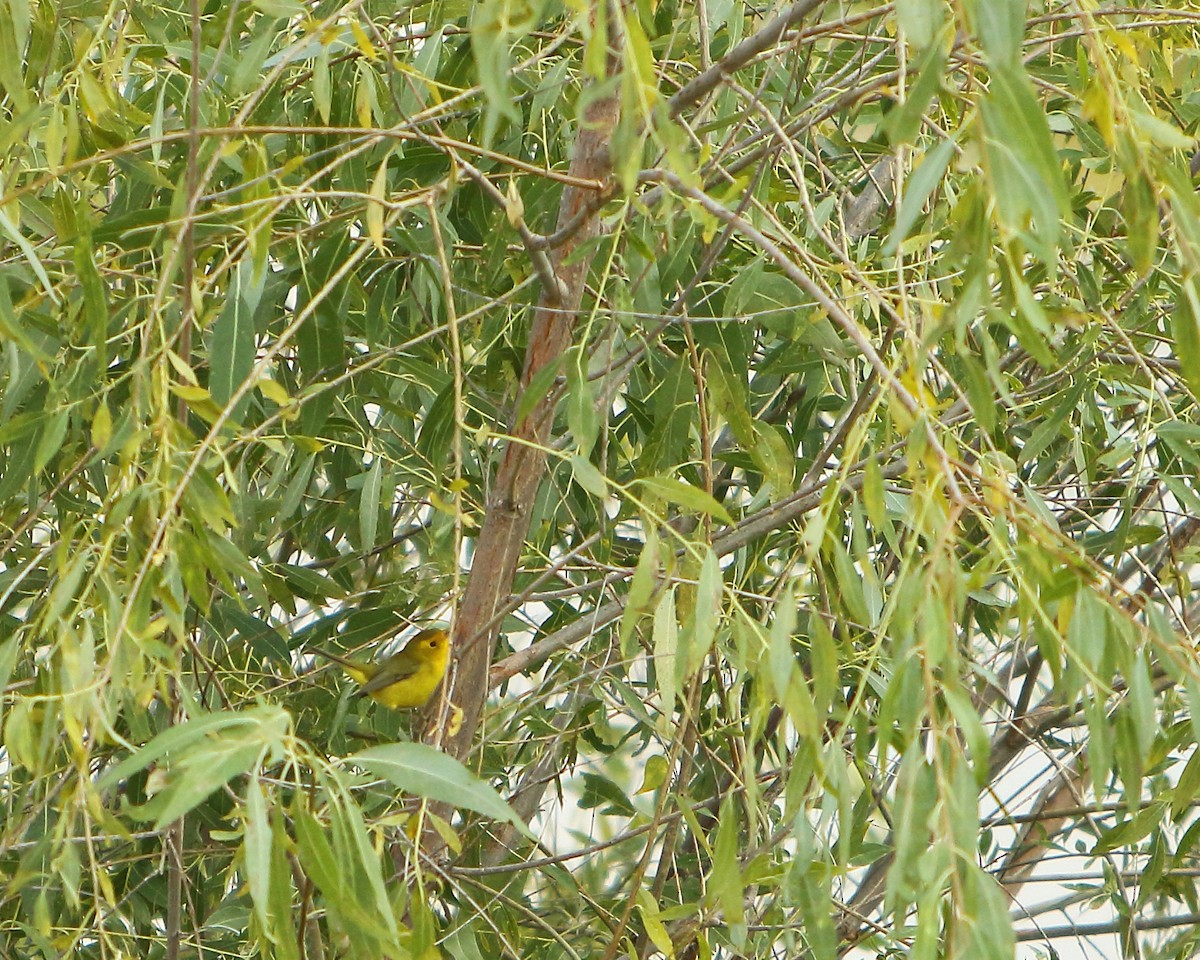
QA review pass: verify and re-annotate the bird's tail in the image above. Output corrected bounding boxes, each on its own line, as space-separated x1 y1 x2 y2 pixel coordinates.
311 648 371 684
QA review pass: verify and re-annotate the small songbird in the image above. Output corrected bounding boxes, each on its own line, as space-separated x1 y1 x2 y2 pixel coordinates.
312 628 450 709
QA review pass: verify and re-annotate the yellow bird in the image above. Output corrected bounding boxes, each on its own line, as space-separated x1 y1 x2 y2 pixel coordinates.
313 627 450 709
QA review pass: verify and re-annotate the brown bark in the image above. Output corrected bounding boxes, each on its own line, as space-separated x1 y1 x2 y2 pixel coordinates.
441 7 620 768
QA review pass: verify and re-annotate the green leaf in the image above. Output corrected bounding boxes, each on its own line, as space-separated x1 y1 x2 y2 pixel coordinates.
515 355 564 425
268 813 300 960
33 409 69 474
44 548 93 629
578 771 636 816
749 422 794 497
0 207 54 300
350 743 534 837
0 1 29 110
232 16 280 96
0 274 51 361
942 683 990 785
958 864 1015 960
888 741 937 906
1131 109 1195 150
810 614 839 720
636 754 669 794
792 860 838 960
690 547 721 672
886 138 955 253
273 563 347 600
243 778 271 933
896 0 945 49
137 718 285 829
99 706 289 790
636 890 676 959
824 534 869 627
637 475 733 524
327 781 400 943
292 804 342 903
571 454 607 498
209 258 262 410
1094 801 1167 854
768 590 797 704
70 201 109 370
470 0 528 139
1171 749 1200 819
706 349 755 445
1126 649 1157 757
222 609 289 663
968 0 1025 65
708 794 747 943
981 66 1069 256
884 38 946 145
313 44 331 123
568 351 599 456
1174 275 1200 400
621 528 661 650
653 587 678 714
358 455 383 552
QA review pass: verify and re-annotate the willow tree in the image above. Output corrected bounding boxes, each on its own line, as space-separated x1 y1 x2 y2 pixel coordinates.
2 0 1200 958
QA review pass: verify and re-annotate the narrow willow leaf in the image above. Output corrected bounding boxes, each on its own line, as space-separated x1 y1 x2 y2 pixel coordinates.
1174 275 1200 400
313 44 331 123
1171 750 1200 820
768 593 797 704
232 18 278 95
942 683 990 785
691 547 721 673
958 865 1015 960
33 410 69 474
1127 650 1157 757
791 864 837 960
621 528 661 651
884 39 946 145
470 0 521 139
358 455 383 552
567 354 599 456
350 743 534 837
209 258 261 410
653 587 679 715
709 795 747 943
515 356 564 425
244 778 271 934
637 475 732 524
0 275 51 361
367 157 387 252
967 0 1024 65
268 812 300 960
71 201 108 369
571 454 607 498
328 786 400 945
981 66 1069 256
887 138 955 254
636 890 676 959
896 0 944 49
99 706 289 790
292 804 341 903
810 614 839 720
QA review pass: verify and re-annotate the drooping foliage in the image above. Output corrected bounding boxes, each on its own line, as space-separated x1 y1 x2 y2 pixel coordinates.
2 1 1200 958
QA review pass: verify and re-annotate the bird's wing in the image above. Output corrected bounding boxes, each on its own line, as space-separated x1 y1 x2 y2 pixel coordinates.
357 654 421 696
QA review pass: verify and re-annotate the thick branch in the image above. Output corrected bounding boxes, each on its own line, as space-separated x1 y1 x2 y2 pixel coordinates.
441 10 620 769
